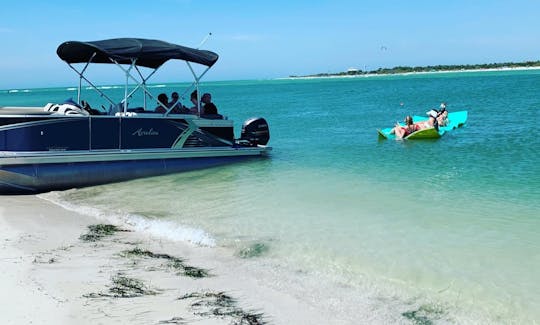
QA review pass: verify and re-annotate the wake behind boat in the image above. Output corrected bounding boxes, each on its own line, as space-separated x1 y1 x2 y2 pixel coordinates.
0 38 271 194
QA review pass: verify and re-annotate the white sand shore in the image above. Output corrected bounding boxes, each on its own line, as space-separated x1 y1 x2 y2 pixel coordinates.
0 195 338 325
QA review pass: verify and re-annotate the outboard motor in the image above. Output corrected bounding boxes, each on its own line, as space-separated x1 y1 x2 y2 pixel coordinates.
240 117 270 146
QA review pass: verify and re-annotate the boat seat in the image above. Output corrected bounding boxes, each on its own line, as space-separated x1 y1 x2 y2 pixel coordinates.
44 103 90 116
114 112 138 117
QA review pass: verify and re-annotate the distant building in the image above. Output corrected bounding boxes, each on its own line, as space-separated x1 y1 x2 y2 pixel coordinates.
347 68 359 75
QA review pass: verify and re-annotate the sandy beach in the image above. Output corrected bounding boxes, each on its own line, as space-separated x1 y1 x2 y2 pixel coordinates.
283 65 540 80
0 195 337 325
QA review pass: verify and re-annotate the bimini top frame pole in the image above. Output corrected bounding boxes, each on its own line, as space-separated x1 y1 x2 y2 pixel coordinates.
133 65 159 111
108 58 168 113
67 59 116 107
181 33 213 117
186 62 212 117
76 52 96 104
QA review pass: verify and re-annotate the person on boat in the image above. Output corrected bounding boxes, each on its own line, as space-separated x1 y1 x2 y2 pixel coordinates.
201 92 218 115
189 90 200 114
168 91 189 114
168 92 180 110
80 100 103 115
155 93 169 113
390 115 420 139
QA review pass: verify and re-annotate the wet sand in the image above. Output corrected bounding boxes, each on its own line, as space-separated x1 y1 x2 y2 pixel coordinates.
0 195 333 325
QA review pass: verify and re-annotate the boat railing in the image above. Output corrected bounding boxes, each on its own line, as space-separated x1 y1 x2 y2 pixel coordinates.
0 107 55 116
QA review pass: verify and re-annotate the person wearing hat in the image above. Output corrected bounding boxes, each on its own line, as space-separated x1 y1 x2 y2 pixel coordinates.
168 91 189 114
415 109 439 130
437 110 448 126
437 103 449 126
427 110 439 130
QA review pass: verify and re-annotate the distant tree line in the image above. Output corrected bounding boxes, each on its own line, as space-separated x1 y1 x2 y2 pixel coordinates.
289 60 540 78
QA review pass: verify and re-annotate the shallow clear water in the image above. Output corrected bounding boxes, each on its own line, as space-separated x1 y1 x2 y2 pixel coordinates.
4 70 540 323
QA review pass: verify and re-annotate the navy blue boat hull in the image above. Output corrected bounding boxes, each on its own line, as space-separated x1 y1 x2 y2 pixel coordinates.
0 111 271 194
0 155 259 194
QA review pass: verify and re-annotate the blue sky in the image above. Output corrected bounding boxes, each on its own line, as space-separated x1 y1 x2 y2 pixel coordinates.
1 0 539 88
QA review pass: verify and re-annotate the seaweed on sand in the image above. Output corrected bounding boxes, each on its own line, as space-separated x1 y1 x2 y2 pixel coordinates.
158 316 187 324
84 273 159 298
402 303 446 325
121 247 211 278
32 256 57 264
79 224 130 242
236 242 269 259
182 265 209 278
179 291 266 325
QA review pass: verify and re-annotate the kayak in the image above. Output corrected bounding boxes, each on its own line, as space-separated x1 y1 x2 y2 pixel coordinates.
378 110 467 140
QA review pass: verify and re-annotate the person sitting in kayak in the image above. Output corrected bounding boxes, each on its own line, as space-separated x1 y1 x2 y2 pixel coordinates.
437 105 449 126
425 103 447 127
418 110 439 130
390 115 420 139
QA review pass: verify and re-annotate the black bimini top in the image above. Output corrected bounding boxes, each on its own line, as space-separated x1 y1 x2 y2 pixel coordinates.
57 38 219 69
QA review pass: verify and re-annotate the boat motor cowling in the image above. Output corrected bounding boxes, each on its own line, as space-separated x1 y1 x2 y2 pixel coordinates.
240 117 270 146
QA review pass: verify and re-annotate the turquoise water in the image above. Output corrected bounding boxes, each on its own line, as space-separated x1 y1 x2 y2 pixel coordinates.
3 70 540 323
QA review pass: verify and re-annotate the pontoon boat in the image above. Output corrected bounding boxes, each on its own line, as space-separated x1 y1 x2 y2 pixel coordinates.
0 38 271 194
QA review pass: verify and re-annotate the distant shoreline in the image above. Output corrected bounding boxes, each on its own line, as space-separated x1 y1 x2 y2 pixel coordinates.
283 66 540 80
3 65 540 92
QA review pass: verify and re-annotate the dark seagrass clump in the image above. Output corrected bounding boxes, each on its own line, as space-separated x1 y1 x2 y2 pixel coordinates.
79 224 129 242
121 247 211 278
402 303 446 325
158 316 187 324
181 265 210 278
122 247 182 260
83 273 159 298
179 291 266 325
237 242 270 259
